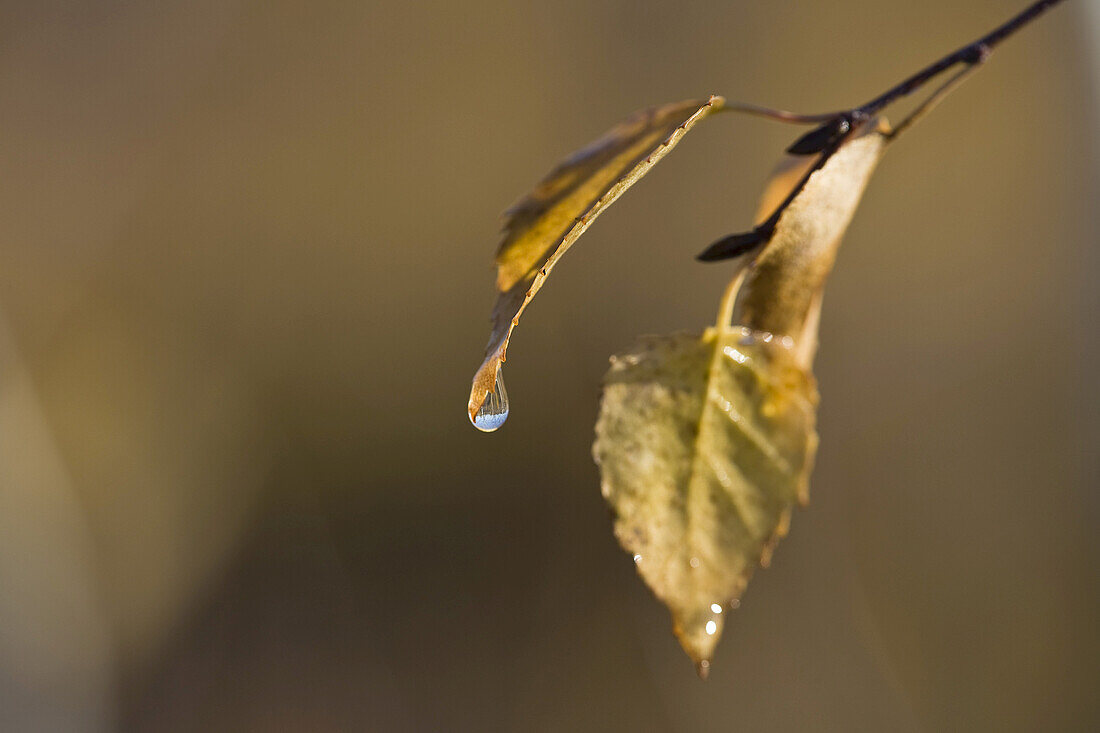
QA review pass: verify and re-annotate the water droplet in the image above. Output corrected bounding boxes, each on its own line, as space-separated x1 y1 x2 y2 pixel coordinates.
722 345 750 365
471 365 509 432
705 620 717 635
633 554 642 564
729 598 741 610
689 557 700 569
710 603 723 614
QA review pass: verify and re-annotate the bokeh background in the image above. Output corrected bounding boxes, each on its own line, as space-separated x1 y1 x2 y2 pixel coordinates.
0 0 1097 731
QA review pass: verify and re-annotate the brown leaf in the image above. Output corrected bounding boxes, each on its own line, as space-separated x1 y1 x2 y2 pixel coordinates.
468 96 725 430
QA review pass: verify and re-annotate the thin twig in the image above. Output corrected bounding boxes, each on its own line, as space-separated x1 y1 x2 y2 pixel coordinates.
885 64 980 141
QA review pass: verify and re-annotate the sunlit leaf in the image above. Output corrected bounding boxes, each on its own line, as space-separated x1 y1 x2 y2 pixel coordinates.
594 120 890 674
468 96 725 429
736 121 890 345
594 328 817 675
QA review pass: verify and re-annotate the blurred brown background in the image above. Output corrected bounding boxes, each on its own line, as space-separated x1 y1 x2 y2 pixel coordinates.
0 0 1097 731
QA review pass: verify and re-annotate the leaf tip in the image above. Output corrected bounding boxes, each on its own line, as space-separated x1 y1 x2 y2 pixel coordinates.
672 603 726 674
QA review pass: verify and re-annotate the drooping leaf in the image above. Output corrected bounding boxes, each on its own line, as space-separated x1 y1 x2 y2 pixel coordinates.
468 96 726 429
594 120 890 674
594 328 818 675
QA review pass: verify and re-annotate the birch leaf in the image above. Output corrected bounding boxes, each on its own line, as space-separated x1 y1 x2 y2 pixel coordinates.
594 120 889 674
594 329 817 675
468 96 725 429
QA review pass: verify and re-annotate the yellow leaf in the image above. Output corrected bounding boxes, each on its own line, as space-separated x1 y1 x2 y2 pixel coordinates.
595 328 817 675
594 119 890 674
468 96 725 430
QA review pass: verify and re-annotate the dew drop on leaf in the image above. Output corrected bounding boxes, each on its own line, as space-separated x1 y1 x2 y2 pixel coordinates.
471 365 510 432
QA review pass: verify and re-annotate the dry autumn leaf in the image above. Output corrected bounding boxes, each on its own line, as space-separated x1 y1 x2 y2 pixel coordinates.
594 328 818 675
467 96 725 430
594 121 889 674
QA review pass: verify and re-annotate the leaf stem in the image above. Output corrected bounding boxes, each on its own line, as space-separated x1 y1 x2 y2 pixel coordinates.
715 268 747 328
717 101 840 125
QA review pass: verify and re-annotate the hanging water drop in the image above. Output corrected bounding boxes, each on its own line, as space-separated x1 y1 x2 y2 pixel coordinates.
471 364 510 432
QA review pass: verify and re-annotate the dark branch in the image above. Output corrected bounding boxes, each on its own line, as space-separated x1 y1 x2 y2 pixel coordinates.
858 0 1063 119
788 0 1065 156
699 0 1067 262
